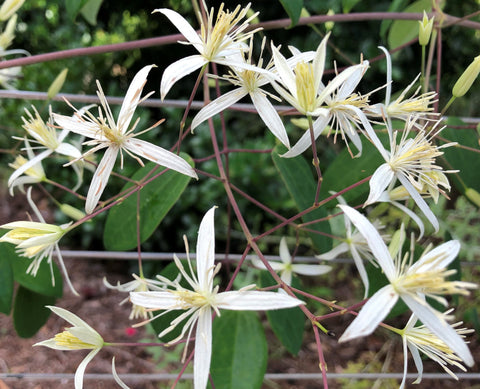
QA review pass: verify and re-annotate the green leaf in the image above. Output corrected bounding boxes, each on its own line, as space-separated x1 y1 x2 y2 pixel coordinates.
1 241 63 298
13 286 56 338
387 0 431 49
103 155 194 251
442 118 480 195
321 134 384 208
0 256 13 314
65 0 89 21
260 272 304 355
209 311 267 389
278 0 303 28
80 0 103 25
272 145 332 251
342 0 362 13
379 0 409 38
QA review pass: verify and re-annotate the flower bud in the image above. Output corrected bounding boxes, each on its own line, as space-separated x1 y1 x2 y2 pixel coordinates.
0 0 24 21
47 68 68 100
452 55 480 97
418 11 434 46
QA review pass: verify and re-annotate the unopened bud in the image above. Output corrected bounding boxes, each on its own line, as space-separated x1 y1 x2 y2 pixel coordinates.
60 203 85 221
47 68 68 99
452 55 480 97
0 0 24 21
465 188 480 208
418 11 434 46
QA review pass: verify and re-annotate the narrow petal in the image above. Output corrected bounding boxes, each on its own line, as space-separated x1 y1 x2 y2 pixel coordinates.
196 206 216 291
216 290 304 310
312 34 329 93
74 348 101 389
290 264 331 276
194 308 212 389
408 342 424 385
316 242 349 260
397 174 439 232
56 142 82 160
251 91 290 148
365 163 395 206
118 65 154 133
410 240 460 273
8 149 52 187
251 257 285 272
271 44 296 95
53 113 101 139
125 138 197 178
85 147 118 214
47 306 97 332
399 336 409 389
130 291 183 310
339 205 396 279
191 88 247 131
161 55 207 99
390 200 425 239
112 357 131 389
280 269 292 286
279 237 291 265
350 244 370 299
281 111 330 158
336 62 368 100
338 284 398 343
154 8 202 48
402 294 474 367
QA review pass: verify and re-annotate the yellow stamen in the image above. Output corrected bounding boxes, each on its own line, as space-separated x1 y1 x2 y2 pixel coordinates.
53 331 97 350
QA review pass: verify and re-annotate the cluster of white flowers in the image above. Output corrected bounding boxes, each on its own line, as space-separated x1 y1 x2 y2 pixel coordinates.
1 2 477 389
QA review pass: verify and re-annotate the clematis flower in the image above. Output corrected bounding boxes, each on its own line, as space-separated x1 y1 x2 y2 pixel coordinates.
155 4 260 99
397 312 473 389
0 187 77 295
8 138 46 195
130 207 304 389
269 34 370 158
252 236 331 291
8 106 81 190
337 204 476 369
364 117 454 232
53 65 197 214
104 274 165 320
316 196 386 298
34 306 104 389
190 38 315 148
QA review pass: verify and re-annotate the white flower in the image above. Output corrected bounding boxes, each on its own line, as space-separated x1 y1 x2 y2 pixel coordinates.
337 204 476 369
53 65 197 214
269 34 370 158
34 306 104 389
364 118 454 232
316 196 386 298
190 38 315 148
130 207 304 389
104 274 165 320
155 4 260 99
8 138 46 195
252 236 331 291
0 187 78 295
398 312 473 389
8 106 81 189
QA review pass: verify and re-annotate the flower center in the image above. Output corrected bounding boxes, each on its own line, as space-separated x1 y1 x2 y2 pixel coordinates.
295 62 316 113
54 331 97 350
25 118 60 150
174 289 214 309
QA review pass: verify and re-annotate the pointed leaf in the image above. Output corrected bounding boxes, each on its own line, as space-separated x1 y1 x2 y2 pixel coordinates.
13 286 56 338
278 0 304 28
209 311 267 389
103 155 194 251
65 0 89 21
80 0 103 25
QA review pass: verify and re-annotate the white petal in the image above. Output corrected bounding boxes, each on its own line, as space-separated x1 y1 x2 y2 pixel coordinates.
397 174 439 232
194 308 212 389
8 149 52 187
365 164 394 205
112 357 131 389
191 88 247 131
337 62 368 100
338 284 398 342
53 113 101 139
56 142 82 159
410 240 460 273
125 138 197 178
339 205 396 279
85 147 118 214
316 242 349 260
390 200 425 239
281 111 330 158
154 8 202 48
280 269 292 286
408 341 424 385
279 237 291 265
401 294 474 366
290 264 331 276
251 257 285 272
378 47 392 106
271 44 296 96
251 91 290 148
399 335 409 389
350 244 369 298
196 206 216 291
118 65 154 133
75 348 100 389
216 291 304 310
161 55 207 99
47 306 97 333
130 291 183 310
312 34 329 93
